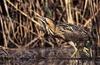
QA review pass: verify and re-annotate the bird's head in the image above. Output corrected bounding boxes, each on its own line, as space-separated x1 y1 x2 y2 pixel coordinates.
37 16 55 35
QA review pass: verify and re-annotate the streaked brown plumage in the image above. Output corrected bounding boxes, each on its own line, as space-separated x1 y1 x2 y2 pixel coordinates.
36 16 92 57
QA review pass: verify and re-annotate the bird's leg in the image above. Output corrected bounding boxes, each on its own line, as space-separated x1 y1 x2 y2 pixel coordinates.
44 39 54 48
68 41 78 57
83 47 90 56
48 42 54 48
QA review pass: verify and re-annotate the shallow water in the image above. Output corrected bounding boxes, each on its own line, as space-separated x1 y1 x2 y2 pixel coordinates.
0 47 99 65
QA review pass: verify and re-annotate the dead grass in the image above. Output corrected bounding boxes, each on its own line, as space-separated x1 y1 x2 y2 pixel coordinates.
0 0 100 64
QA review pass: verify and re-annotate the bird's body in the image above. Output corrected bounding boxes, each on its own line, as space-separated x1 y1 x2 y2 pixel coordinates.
55 23 92 57
36 15 92 57
57 23 90 44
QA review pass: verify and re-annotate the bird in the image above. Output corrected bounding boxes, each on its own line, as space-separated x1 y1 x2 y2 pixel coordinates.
36 15 92 57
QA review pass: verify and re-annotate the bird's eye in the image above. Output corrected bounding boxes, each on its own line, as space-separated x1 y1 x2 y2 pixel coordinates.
46 22 49 25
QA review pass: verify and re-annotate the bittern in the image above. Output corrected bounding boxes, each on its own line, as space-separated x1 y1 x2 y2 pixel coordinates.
36 16 92 57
